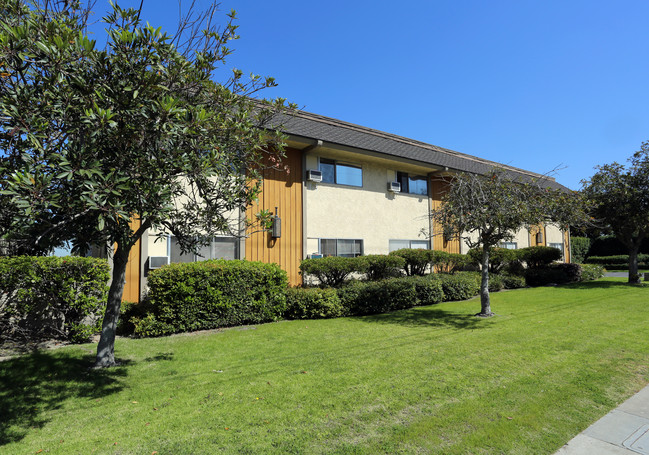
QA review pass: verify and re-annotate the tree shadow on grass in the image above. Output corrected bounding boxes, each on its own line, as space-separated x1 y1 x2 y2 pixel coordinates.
354 305 490 330
0 350 131 446
563 280 649 290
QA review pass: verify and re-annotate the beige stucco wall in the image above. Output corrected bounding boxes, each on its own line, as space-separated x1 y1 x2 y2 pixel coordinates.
304 152 431 256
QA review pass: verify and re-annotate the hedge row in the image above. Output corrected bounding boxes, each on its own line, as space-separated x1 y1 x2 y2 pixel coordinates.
585 254 649 266
128 260 288 337
0 256 110 343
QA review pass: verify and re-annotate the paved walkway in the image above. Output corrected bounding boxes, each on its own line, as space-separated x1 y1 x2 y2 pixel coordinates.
554 385 649 454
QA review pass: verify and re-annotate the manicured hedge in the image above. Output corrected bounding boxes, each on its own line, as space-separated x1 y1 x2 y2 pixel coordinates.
389 248 434 276
570 236 591 264
363 254 405 280
299 256 366 287
467 247 519 274
519 246 562 268
0 256 110 343
433 251 467 273
285 287 345 320
337 278 418 316
437 272 480 301
586 254 649 266
525 263 582 287
133 260 288 337
500 273 527 289
580 264 606 281
406 275 445 305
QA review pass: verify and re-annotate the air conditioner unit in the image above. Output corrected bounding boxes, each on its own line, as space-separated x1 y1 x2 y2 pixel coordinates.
307 253 323 259
307 169 323 183
387 181 401 193
149 256 169 269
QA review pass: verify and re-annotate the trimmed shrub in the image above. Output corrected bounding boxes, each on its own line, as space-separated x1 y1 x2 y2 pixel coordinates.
0 256 110 343
389 248 434 276
299 256 367 287
580 264 605 281
338 278 418 315
363 254 405 280
570 236 591 264
136 260 288 337
285 287 345 319
467 247 518 274
433 251 467 274
406 275 445 305
586 254 649 266
525 263 582 287
488 274 504 292
500 273 527 289
438 272 480 301
519 246 562 268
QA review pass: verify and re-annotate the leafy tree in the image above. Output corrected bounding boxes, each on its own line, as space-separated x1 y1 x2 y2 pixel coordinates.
0 0 292 367
430 169 588 317
581 143 649 283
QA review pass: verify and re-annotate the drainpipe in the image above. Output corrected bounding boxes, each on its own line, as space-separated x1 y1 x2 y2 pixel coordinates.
301 140 323 260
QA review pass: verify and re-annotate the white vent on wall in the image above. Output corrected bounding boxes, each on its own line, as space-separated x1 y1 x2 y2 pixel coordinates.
149 256 169 269
387 181 401 193
307 169 323 183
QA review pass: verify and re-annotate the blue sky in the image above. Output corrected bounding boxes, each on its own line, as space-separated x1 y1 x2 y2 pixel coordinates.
88 0 649 190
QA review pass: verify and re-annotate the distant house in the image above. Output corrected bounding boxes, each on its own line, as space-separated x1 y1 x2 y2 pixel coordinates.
121 110 571 302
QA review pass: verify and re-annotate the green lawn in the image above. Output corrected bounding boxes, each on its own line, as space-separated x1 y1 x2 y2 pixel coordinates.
2 278 649 454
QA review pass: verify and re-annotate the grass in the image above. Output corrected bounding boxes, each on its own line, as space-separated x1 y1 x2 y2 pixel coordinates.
2 277 649 454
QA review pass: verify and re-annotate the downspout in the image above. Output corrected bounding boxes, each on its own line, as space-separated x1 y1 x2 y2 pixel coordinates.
301 140 323 261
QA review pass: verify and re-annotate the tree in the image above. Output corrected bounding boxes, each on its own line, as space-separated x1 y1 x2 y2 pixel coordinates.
0 0 292 367
581 143 649 283
430 169 588 317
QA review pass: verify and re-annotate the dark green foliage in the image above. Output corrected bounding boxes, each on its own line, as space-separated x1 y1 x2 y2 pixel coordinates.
132 260 288 337
586 254 649 266
570 236 591 264
406 275 445 305
389 248 434 276
363 254 405 280
488 274 504 292
432 251 467 273
500 273 527 289
299 256 367 287
525 263 582 287
284 287 345 320
337 279 418 316
468 247 518 273
580 264 606 281
438 272 480 301
0 256 109 342
519 246 562 268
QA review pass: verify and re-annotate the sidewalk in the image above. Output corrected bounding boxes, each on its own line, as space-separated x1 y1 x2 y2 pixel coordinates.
554 385 649 454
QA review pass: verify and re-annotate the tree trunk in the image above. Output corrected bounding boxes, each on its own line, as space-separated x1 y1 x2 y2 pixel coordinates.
629 245 641 284
94 244 129 368
478 248 494 317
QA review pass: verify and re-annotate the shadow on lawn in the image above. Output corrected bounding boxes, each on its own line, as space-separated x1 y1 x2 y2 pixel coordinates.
564 280 648 290
357 305 489 330
0 350 131 446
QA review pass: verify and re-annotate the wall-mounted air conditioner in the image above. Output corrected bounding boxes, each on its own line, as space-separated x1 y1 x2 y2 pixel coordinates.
387 181 401 193
149 256 169 269
307 253 323 259
307 169 323 183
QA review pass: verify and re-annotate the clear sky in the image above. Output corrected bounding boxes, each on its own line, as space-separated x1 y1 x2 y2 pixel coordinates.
87 0 649 190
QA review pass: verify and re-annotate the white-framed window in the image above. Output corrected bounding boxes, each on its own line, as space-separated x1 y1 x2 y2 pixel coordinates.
500 242 517 249
319 158 362 187
396 171 428 195
319 238 363 257
389 239 429 252
170 236 239 263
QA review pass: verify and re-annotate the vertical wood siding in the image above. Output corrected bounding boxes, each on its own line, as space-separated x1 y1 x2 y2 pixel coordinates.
429 177 461 253
122 218 141 302
245 148 303 286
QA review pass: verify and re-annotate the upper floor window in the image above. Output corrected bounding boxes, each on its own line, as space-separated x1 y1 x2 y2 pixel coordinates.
320 158 362 187
397 171 428 195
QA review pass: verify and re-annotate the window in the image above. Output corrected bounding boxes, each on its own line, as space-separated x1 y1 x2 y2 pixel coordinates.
170 236 238 263
319 238 363 257
396 171 428 195
319 158 362 187
500 242 517 249
389 239 429 252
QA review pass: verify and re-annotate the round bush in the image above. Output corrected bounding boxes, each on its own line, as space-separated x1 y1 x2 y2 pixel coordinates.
406 275 445 305
363 254 405 281
299 256 367 287
285 287 345 319
388 248 434 276
438 272 480 301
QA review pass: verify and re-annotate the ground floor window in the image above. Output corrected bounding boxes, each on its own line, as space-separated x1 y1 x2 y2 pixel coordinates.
170 236 239 263
319 238 363 257
389 239 429 252
500 242 517 249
